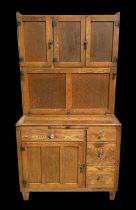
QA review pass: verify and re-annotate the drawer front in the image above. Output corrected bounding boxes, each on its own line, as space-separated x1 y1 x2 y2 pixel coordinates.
21 127 85 142
87 143 116 165
87 126 117 142
87 166 115 188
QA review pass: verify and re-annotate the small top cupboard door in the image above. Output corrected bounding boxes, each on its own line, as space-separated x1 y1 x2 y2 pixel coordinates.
16 13 52 67
53 16 85 67
86 14 120 67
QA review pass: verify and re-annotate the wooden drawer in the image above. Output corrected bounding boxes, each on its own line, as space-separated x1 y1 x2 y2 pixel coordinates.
87 142 116 165
86 166 115 188
87 126 117 142
21 127 85 142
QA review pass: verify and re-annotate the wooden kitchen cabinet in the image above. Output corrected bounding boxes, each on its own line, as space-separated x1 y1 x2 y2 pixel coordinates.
16 12 121 200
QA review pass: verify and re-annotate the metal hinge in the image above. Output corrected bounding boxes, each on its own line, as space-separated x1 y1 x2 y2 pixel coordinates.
28 111 32 115
113 57 118 64
53 57 58 63
52 17 57 27
19 56 24 62
20 146 25 151
112 69 117 79
22 180 27 187
115 20 120 27
80 164 85 173
20 72 24 80
17 20 21 26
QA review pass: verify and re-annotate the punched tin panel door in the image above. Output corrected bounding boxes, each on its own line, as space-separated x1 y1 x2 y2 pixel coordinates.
86 14 120 67
16 13 52 67
53 15 85 67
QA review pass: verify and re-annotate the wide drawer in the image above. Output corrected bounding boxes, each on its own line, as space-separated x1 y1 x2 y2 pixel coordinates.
87 142 116 165
21 127 85 141
86 166 115 188
87 126 117 142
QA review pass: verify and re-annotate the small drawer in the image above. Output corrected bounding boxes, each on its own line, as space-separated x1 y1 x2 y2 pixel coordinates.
21 126 85 142
87 142 116 165
87 166 115 188
87 126 117 142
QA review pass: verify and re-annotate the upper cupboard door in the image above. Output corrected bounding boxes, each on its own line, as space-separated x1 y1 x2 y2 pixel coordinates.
16 13 52 67
53 16 85 67
86 14 120 67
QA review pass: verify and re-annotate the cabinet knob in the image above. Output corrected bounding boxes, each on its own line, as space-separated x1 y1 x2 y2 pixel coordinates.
98 130 104 139
48 133 55 139
97 175 103 181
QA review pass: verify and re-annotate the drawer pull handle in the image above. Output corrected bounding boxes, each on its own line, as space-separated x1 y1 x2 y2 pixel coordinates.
97 175 103 181
98 130 104 139
97 148 104 159
48 134 56 139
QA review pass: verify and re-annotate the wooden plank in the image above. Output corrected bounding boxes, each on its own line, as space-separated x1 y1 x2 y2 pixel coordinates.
66 73 72 111
16 127 24 191
112 14 120 63
21 67 111 73
108 69 117 113
22 72 30 114
91 15 117 21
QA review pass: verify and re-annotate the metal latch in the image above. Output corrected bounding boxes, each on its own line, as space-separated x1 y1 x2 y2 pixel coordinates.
80 164 85 173
84 40 87 49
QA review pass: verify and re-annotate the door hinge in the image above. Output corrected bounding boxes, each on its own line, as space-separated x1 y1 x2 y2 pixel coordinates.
22 180 27 187
80 164 85 173
112 69 117 79
20 72 24 80
53 57 58 63
52 17 57 27
115 20 120 27
19 56 24 62
84 40 87 49
28 111 32 115
20 146 25 151
113 57 118 64
17 20 21 26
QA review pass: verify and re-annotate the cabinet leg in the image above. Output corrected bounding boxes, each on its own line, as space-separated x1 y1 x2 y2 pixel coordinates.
22 192 30 201
109 192 116 200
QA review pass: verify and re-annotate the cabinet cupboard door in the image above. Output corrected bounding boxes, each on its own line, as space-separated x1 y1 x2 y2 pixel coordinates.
53 16 85 67
16 14 52 67
21 142 85 189
86 15 119 67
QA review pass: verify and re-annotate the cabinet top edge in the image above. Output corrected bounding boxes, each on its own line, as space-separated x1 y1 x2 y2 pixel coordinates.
16 115 121 127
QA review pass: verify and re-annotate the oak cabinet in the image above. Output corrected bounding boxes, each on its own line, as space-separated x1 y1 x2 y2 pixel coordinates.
16 13 121 201
17 13 119 68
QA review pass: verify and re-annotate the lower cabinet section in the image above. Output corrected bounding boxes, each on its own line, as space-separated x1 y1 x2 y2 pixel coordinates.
16 116 121 200
21 142 85 188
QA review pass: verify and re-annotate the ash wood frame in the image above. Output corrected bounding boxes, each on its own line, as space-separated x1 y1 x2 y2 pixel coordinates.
21 68 116 114
53 15 85 67
86 14 120 67
16 13 53 67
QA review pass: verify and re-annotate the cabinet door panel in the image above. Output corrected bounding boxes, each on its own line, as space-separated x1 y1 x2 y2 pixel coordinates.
71 73 110 114
23 73 66 114
21 141 85 189
86 15 119 67
17 14 52 67
54 16 85 67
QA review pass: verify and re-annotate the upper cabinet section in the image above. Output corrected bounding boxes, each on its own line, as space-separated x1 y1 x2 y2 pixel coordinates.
16 13 120 68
